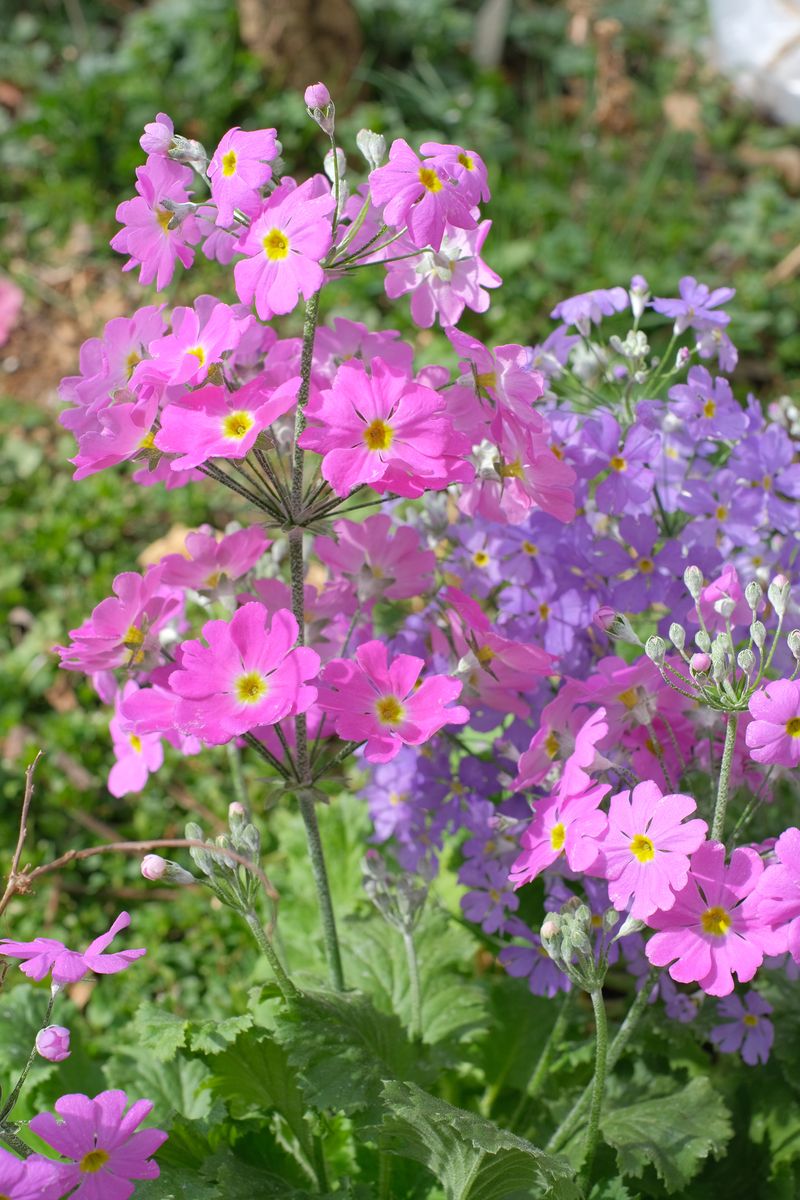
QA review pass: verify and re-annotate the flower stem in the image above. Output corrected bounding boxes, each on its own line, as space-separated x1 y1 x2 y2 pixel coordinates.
581 988 609 1186
711 712 739 842
402 929 422 1040
0 990 56 1122
242 909 298 1002
298 793 345 991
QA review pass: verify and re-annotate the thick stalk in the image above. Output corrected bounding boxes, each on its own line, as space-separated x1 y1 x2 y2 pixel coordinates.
581 988 609 1185
243 909 298 1002
711 713 739 842
0 991 56 1121
402 929 422 1040
298 794 345 991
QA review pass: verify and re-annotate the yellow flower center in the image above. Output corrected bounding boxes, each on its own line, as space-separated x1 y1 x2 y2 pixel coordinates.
786 717 800 737
701 905 732 936
187 345 206 366
610 455 627 472
476 370 497 390
130 735 142 754
499 458 524 479
458 152 475 170
418 166 442 193
550 822 566 852
476 645 495 665
629 833 655 863
702 399 716 418
522 540 537 555
80 1149 110 1174
591 913 603 928
234 671 269 704
124 624 145 647
375 695 405 726
139 430 156 451
715 505 728 520
489 888 501 902
472 550 490 567
762 475 772 491
538 603 550 620
125 350 141 379
222 410 255 440
638 558 654 574
262 228 290 260
389 790 405 806
617 687 639 710
545 731 559 758
156 208 173 233
363 419 394 451
221 149 238 176
742 1014 758 1028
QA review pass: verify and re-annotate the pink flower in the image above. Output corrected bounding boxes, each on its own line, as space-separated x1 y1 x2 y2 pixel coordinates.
509 710 611 886
168 603 320 744
748 826 800 961
208 126 279 227
419 140 490 207
108 683 164 797
746 679 800 768
139 112 173 155
56 566 179 675
0 1149 62 1200
69 392 159 481
595 781 708 919
313 317 413 381
155 375 298 470
134 299 249 387
29 1090 167 1200
36 1026 71 1063
369 138 476 252
234 178 334 319
314 515 435 601
299 357 470 497
384 221 501 328
0 275 23 347
110 156 201 290
459 418 576 526
645 841 767 996
158 526 270 590
695 564 753 632
317 640 469 763
446 330 546 435
0 912 146 985
304 82 331 108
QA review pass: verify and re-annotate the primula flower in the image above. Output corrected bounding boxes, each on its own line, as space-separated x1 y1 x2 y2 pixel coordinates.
550 286 628 335
134 299 249 388
69 392 160 481
317 639 469 763
0 275 24 348
0 912 146 985
168 603 320 744
446 328 546 435
299 357 470 497
234 177 334 319
460 418 576 525
313 317 414 381
314 515 435 601
0 1148 61 1200
158 526 270 591
420 140 490 206
384 220 501 328
139 112 173 155
587 415 658 515
709 991 773 1065
460 859 519 934
368 138 476 252
155 375 299 470
108 682 164 797
694 563 753 633
36 1026 71 1063
208 126 279 226
29 1090 167 1200
111 156 201 290
498 917 571 998
749 826 800 960
668 366 747 441
595 781 708 920
652 276 734 333
746 680 800 768
645 841 767 996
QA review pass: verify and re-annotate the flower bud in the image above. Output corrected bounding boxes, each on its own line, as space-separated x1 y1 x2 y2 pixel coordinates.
36 1026 71 1063
141 855 196 885
788 630 800 661
168 135 208 171
690 652 711 674
645 635 666 667
668 622 685 650
768 574 791 617
304 82 331 108
593 608 643 646
356 129 387 170
304 82 335 135
675 346 690 369
324 146 347 184
745 580 762 612
684 565 703 599
540 917 561 942
751 621 766 650
737 648 755 674
629 274 650 321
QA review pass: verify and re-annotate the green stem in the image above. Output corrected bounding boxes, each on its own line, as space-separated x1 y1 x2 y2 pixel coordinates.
312 1133 329 1193
402 929 422 1040
243 909 298 1002
581 988 609 1186
291 291 321 519
298 794 345 990
509 992 572 1130
226 742 248 808
547 977 652 1153
711 713 739 842
0 991 56 1122
0 1124 31 1157
378 1148 392 1200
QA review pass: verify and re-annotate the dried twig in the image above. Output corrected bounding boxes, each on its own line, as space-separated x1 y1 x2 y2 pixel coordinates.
0 752 43 921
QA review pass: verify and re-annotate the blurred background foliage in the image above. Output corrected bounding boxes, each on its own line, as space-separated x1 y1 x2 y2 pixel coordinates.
1 0 800 1067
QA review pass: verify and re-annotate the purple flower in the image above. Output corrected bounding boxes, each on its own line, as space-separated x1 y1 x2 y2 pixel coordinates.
110 156 202 291
29 1090 167 1200
652 276 735 334
729 425 800 534
710 991 773 1065
668 367 747 441
498 917 571 998
0 1148 62 1200
460 859 519 934
550 287 628 335
0 913 146 985
583 415 658 515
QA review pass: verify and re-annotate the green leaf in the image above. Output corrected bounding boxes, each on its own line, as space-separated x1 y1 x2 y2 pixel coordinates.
189 1013 253 1055
273 989 416 1121
133 1004 188 1061
600 1076 732 1193
104 1052 215 1124
342 909 488 1048
135 1165 218 1200
379 1080 580 1200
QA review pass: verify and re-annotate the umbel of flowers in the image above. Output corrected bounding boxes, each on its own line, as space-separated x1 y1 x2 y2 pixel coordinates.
4 75 796 1195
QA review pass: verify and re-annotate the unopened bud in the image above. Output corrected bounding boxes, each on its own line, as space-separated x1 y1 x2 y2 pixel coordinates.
684 565 704 598
668 622 685 650
645 635 666 667
356 128 387 170
675 346 690 369
541 917 561 942
614 912 645 940
745 580 762 612
768 575 791 616
695 631 711 653
168 134 208 170
304 81 331 108
36 1026 71 1063
324 146 347 184
593 608 643 646
629 274 650 321
788 629 800 661
737 648 756 674
141 854 196 885
751 621 766 650
304 82 335 136
690 651 711 674
713 596 736 619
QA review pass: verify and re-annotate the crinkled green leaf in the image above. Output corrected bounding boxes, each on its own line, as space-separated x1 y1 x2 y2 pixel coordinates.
273 988 416 1121
135 1165 218 1200
600 1076 732 1193
189 1012 253 1055
132 1004 188 1061
104 1051 215 1124
379 1080 580 1200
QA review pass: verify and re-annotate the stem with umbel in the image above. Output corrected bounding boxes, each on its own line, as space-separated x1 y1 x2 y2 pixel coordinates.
581 988 609 1186
0 989 56 1122
711 712 739 842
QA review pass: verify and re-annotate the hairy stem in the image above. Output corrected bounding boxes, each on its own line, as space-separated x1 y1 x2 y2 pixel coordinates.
298 794 345 991
581 988 609 1186
402 929 422 1040
242 909 298 1002
711 713 739 843
0 991 56 1122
